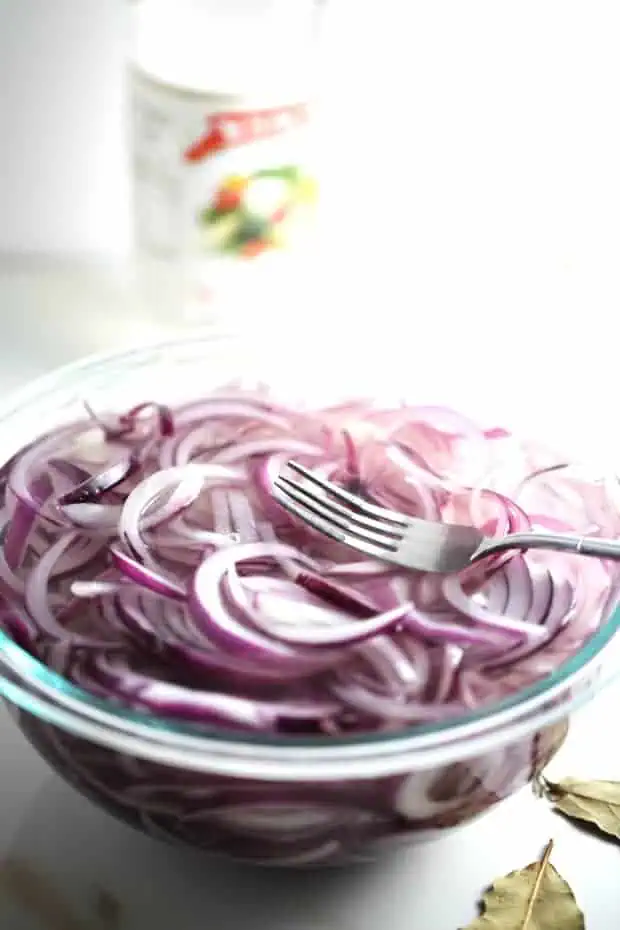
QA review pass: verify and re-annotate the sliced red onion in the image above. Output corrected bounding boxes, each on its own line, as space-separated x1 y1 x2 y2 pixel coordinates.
8 423 83 510
330 681 466 723
226 489 260 542
155 516 236 549
393 405 485 440
49 536 105 579
89 654 337 729
109 548 186 601
0 545 26 595
380 444 443 520
120 464 241 562
82 401 173 443
401 606 512 650
525 564 555 626
71 580 123 598
170 404 291 466
131 681 337 729
432 643 465 703
441 575 547 644
0 389 618 741
282 566 378 617
121 403 175 438
61 503 121 531
210 488 234 537
324 560 395 578
189 543 341 672
484 427 512 440
245 579 410 648
0 609 39 653
48 458 92 487
3 498 40 569
112 589 298 681
24 533 96 641
210 438 321 466
58 456 140 505
84 401 132 440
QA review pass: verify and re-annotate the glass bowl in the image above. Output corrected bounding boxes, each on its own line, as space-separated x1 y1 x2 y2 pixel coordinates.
0 333 619 867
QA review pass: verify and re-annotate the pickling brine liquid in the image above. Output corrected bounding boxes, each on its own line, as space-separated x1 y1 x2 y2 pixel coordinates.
129 1 320 327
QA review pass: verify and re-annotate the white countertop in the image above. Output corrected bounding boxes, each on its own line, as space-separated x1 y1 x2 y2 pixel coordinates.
3 685 620 930
0 258 619 930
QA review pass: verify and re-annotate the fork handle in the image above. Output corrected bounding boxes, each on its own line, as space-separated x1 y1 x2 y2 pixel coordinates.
474 531 620 562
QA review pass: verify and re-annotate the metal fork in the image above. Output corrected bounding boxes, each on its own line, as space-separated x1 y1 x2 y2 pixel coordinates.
272 461 620 573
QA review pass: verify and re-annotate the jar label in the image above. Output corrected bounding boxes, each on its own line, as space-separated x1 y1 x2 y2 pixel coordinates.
131 69 317 289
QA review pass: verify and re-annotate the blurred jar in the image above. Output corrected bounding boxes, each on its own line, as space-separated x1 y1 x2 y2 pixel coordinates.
128 0 321 327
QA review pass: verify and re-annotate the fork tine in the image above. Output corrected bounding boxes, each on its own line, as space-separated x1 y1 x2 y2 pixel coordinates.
274 478 400 550
277 475 403 541
286 461 409 526
272 484 400 562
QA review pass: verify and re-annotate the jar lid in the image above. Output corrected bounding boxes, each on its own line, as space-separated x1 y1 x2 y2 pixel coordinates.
130 0 318 99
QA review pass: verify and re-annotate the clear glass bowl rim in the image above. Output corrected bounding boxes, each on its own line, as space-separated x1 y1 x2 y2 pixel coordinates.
0 334 618 780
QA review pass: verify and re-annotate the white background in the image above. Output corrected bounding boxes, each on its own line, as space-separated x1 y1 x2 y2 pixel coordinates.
1 3 620 928
2 0 620 273
2 0 620 462
0 0 129 256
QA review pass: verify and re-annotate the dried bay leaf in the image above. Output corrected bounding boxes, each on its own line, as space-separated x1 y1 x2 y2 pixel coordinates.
538 775 620 839
462 840 585 930
0 858 86 930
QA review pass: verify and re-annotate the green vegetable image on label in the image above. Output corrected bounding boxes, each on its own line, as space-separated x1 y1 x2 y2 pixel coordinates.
198 166 317 259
